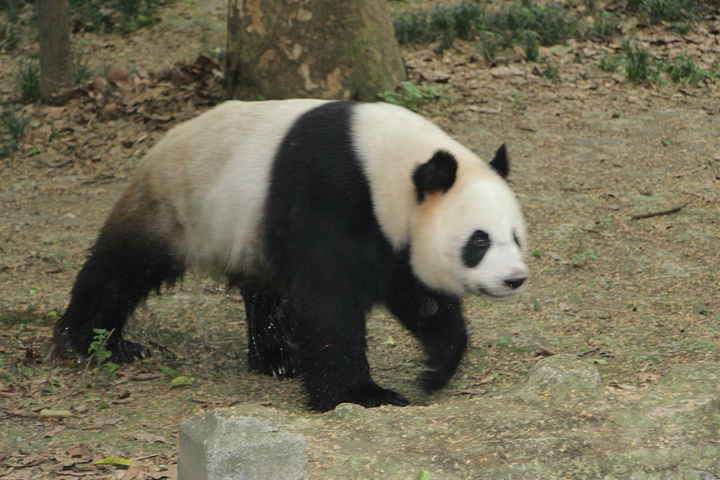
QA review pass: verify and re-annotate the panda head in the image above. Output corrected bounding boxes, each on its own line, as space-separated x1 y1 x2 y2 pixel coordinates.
410 144 528 298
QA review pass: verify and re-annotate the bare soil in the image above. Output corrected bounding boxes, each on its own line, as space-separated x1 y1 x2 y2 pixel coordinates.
1 1 719 479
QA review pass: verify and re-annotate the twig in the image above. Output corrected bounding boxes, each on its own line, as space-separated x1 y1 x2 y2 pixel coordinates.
630 202 688 220
674 165 708 178
560 185 600 192
536 344 557 356
577 345 601 357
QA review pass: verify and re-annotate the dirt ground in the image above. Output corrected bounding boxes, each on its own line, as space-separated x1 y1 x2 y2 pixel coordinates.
1 1 719 479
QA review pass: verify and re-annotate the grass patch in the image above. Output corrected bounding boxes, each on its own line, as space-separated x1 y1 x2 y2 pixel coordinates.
393 0 616 54
1 108 30 158
70 0 168 34
377 81 452 111
602 42 717 85
622 42 651 82
15 60 40 104
663 53 715 85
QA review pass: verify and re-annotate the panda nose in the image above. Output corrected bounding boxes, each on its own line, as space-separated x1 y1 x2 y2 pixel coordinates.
504 277 526 289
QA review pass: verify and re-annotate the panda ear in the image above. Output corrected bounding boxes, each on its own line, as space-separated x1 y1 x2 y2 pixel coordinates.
489 143 509 179
412 150 457 202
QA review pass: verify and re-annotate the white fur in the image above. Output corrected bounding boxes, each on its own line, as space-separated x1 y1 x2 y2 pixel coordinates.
136 99 328 278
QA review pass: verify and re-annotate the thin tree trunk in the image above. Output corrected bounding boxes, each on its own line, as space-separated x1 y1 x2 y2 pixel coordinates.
226 0 406 101
37 0 73 99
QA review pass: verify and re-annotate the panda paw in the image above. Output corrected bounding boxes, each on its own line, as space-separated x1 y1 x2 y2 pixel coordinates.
322 384 409 411
248 347 299 378
108 340 151 363
419 367 452 393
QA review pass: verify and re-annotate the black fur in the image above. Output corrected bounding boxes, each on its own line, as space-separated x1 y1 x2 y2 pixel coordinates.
239 286 298 377
52 226 185 362
489 143 509 178
412 150 458 202
263 102 468 411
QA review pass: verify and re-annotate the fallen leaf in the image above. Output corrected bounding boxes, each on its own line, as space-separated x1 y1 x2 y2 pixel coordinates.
170 376 196 388
95 456 134 466
39 409 72 417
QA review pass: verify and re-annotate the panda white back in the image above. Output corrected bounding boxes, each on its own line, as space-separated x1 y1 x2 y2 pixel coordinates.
136 99 330 279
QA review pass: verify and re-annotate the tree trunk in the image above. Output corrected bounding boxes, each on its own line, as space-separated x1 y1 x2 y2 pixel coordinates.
226 0 406 101
37 0 73 99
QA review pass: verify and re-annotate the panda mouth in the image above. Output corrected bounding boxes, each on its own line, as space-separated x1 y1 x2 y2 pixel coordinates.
474 287 518 300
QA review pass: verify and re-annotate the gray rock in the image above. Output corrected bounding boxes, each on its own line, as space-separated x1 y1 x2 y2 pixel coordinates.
511 353 604 404
178 409 307 480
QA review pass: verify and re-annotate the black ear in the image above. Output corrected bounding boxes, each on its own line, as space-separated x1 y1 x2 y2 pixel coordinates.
489 143 509 179
412 150 457 202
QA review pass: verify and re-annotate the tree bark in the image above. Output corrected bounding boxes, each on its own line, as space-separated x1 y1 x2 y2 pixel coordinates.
226 0 406 101
37 0 73 99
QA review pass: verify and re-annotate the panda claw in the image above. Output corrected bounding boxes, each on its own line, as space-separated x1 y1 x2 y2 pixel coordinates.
331 385 410 410
109 340 151 364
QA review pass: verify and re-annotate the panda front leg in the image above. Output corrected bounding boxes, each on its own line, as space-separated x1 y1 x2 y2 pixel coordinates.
289 294 410 412
384 261 468 393
240 287 299 378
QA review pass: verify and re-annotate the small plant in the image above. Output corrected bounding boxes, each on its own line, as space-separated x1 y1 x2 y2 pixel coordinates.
74 55 96 86
478 31 500 64
572 238 598 264
0 0 20 23
88 328 118 378
523 31 540 62
160 366 177 380
622 42 651 83
0 22 21 53
70 0 167 34
585 11 620 41
377 81 451 112
599 53 622 73
510 91 526 113
664 53 714 85
16 60 41 104
1 109 30 157
541 59 559 79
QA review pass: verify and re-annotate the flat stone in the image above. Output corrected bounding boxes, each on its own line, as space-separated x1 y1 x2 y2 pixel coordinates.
178 409 306 480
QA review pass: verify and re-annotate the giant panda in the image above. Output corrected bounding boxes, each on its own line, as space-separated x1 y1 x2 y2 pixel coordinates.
52 99 528 412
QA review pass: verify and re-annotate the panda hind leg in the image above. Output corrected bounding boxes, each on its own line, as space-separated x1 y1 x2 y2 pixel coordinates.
240 287 299 378
52 227 186 364
384 264 468 393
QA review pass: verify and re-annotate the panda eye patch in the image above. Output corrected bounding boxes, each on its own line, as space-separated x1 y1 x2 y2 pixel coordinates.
463 230 490 267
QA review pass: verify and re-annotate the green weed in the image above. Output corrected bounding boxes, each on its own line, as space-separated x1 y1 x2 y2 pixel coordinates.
584 11 620 41
16 60 40 104
0 0 20 23
377 81 451 112
0 22 21 53
523 31 540 62
622 42 651 82
664 54 715 84
70 0 167 34
1 109 30 157
541 59 559 79
88 328 119 378
572 238 598 263
599 53 622 72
